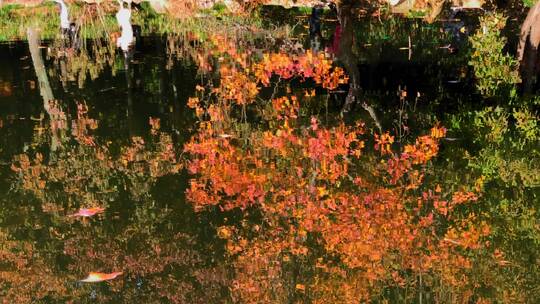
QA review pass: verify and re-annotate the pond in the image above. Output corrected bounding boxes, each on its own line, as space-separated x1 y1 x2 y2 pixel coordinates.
0 3 539 303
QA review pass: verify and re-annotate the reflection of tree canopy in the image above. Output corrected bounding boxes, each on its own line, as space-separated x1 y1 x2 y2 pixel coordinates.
468 13 520 97
438 102 540 302
0 224 229 302
5 104 230 302
43 4 134 89
11 104 183 207
3 7 540 301
183 38 493 303
49 38 118 89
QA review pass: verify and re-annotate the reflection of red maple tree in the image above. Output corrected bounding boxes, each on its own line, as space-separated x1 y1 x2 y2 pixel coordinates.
184 38 491 302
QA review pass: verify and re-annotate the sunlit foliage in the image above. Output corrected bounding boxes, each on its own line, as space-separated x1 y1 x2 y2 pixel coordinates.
2 3 539 302
469 13 520 97
184 37 492 302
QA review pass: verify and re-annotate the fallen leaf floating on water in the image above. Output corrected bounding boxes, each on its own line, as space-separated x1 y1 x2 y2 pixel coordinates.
69 207 105 218
80 272 123 283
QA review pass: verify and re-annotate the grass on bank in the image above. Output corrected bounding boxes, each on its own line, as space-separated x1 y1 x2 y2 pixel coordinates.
0 1 265 42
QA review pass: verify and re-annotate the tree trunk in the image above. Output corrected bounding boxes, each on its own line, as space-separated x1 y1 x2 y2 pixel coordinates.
336 3 359 112
517 2 540 93
28 28 54 104
336 3 382 131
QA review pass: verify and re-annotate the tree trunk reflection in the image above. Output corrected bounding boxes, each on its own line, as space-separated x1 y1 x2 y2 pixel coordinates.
28 28 65 155
517 2 540 93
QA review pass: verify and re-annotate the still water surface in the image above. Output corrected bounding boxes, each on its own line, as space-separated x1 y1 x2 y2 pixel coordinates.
0 12 538 303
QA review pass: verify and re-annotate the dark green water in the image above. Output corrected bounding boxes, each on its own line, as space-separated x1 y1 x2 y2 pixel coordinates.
0 11 538 302
0 38 228 303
